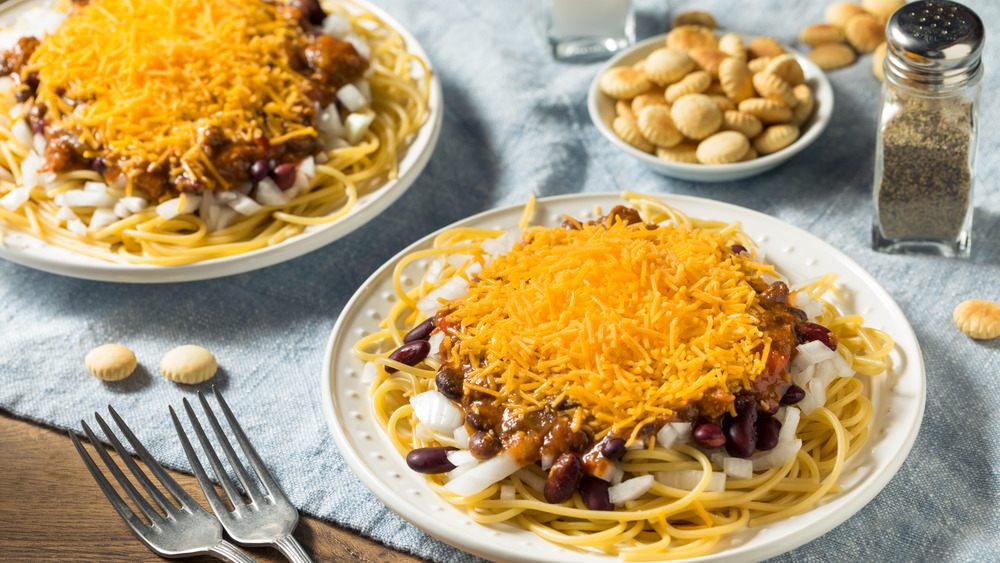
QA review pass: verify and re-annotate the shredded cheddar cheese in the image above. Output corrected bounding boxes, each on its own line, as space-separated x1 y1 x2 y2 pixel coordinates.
26 0 314 188
444 218 768 439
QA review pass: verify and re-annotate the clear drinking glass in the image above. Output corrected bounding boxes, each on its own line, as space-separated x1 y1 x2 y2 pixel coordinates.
871 0 983 257
540 0 635 61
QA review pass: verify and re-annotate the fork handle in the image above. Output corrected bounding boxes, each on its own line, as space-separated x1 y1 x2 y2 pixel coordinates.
208 540 258 563
273 533 313 563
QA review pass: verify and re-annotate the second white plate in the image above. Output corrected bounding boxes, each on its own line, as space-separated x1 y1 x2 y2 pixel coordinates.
321 192 924 563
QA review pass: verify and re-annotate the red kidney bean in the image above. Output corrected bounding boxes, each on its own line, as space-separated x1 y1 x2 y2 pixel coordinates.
731 244 746 254
781 384 806 405
385 340 429 373
600 438 626 460
788 307 808 322
435 367 464 400
468 431 499 460
405 447 456 474
91 156 106 175
756 417 781 451
464 410 491 432
578 476 613 511
568 429 590 453
544 454 583 504
271 163 297 190
760 281 789 304
693 423 726 448
404 318 436 343
250 159 270 182
293 0 326 24
798 322 838 351
723 396 758 458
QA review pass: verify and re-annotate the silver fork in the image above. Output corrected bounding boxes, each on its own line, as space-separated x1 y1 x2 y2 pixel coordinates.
69 407 255 562
171 388 311 563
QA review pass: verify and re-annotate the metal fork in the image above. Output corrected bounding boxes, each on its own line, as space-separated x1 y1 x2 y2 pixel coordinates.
69 407 255 562
171 388 311 563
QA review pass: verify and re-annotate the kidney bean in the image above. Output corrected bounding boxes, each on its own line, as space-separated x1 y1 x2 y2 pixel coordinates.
568 429 590 453
250 159 270 182
544 454 583 504
271 163 297 190
723 396 758 458
731 244 746 254
600 438 627 460
435 367 464 400
405 447 456 474
468 431 500 460
91 156 106 175
404 318 436 343
756 417 781 451
797 322 838 351
781 384 806 405
385 340 429 373
578 476 613 511
464 410 491 432
760 281 789 304
693 423 726 448
787 307 808 322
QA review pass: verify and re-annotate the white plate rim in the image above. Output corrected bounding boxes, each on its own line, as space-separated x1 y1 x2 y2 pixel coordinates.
0 0 443 283
586 33 834 183
321 192 926 563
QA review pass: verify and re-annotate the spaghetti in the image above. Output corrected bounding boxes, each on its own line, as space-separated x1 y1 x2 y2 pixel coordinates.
0 0 429 265
354 193 893 559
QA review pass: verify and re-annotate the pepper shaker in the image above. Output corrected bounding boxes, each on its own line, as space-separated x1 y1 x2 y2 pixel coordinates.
871 0 983 257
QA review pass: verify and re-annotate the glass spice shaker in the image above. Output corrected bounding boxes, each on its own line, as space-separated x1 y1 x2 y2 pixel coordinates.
871 0 984 257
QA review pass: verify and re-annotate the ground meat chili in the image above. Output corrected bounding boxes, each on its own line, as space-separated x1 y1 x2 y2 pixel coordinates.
4 0 368 199
411 215 842 503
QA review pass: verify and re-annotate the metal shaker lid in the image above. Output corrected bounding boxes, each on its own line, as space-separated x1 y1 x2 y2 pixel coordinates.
886 0 984 88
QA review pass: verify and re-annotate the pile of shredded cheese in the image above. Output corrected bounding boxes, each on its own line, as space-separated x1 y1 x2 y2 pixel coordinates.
445 219 769 439
26 0 315 186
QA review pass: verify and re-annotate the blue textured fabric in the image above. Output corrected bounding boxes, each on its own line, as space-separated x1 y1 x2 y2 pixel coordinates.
2 1 999 561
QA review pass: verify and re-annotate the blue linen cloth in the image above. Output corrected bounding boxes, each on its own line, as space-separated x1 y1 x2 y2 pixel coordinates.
2 0 998 561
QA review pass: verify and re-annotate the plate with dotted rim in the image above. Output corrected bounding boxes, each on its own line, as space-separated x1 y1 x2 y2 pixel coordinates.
321 192 925 562
0 0 443 283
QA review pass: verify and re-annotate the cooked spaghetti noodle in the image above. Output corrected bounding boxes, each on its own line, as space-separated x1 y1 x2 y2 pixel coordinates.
0 0 429 265
354 193 893 559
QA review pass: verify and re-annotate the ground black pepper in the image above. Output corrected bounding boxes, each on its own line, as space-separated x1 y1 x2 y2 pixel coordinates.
876 98 973 240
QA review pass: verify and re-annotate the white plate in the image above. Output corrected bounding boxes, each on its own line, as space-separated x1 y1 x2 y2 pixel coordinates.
587 34 834 182
0 0 443 283
321 193 925 563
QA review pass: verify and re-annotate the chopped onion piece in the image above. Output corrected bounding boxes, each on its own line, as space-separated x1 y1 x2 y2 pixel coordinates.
55 206 78 222
19 152 44 189
343 33 372 59
156 195 201 219
63 190 117 208
424 258 446 285
227 192 263 216
0 186 30 211
11 119 32 148
410 390 463 434
797 389 823 416
443 452 520 497
593 460 623 483
299 156 316 179
668 422 692 443
608 475 654 504
480 229 521 258
446 449 477 468
117 197 146 213
337 83 369 112
417 276 470 317
112 201 132 218
453 425 470 449
427 331 445 363
723 457 754 480
344 112 374 144
360 362 378 385
317 105 345 138
445 458 480 481
515 468 546 492
214 207 239 231
655 470 726 492
779 408 801 442
751 439 802 471
83 181 109 193
88 207 118 230
352 79 372 102
791 341 838 372
540 453 555 471
321 13 351 38
413 422 435 443
500 485 516 501
655 424 678 450
32 133 45 155
254 177 289 206
66 219 87 236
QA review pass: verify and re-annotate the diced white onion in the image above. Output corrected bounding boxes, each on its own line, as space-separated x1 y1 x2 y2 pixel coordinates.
445 458 480 481
156 195 201 219
317 105 345 138
608 475 654 504
593 460 623 483
626 439 646 451
443 452 520 497
254 177 289 206
55 206 78 222
325 137 350 151
88 207 118 230
343 33 372 59
656 470 726 492
446 449 477 468
19 152 44 189
63 190 117 208
321 13 352 38
352 79 372 102
515 468 546 493
213 207 239 231
417 276 470 318
11 119 32 148
540 453 555 471
480 229 521 259
500 485 516 501
336 83 369 112
655 424 678 450
723 457 754 480
0 8 66 51
227 192 263 216
751 439 802 471
32 133 45 155
299 156 316 179
427 331 445 363
0 186 30 211
112 201 131 218
424 258 446 285
791 341 838 371
413 422 436 443
344 112 374 144
410 390 463 434
779 407 800 442
453 425 470 449
83 181 109 193
66 219 87 236
668 422 692 444
797 389 823 416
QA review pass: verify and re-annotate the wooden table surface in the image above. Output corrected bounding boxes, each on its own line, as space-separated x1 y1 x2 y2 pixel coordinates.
0 411 429 563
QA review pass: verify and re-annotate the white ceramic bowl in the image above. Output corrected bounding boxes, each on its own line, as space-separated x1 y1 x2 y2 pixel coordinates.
587 33 834 182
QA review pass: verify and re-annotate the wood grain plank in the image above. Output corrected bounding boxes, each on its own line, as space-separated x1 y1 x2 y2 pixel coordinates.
0 411 427 563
